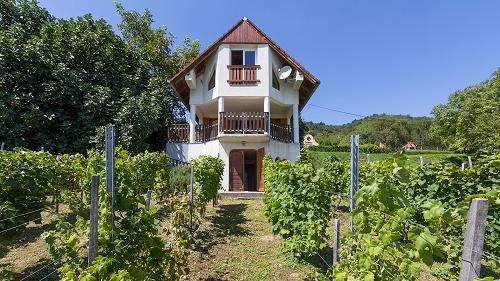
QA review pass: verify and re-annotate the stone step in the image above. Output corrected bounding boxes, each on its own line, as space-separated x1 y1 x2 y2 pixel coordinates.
218 191 263 199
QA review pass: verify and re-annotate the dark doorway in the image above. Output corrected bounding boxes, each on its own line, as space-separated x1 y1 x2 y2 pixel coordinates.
243 150 256 191
229 149 263 191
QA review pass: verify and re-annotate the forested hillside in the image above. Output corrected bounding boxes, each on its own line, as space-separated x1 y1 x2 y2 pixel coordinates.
304 114 443 150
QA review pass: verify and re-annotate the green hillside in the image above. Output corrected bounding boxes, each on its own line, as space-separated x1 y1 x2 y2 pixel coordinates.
304 114 444 150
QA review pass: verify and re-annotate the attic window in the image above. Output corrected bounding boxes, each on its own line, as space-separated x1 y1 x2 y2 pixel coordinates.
208 69 216 90
272 71 280 90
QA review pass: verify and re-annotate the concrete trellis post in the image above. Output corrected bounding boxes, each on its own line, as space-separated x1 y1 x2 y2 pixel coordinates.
88 175 99 265
459 198 489 281
145 190 152 210
105 127 115 241
461 163 466 171
189 165 194 230
349 135 359 233
0 142 4 150
419 156 424 166
468 156 473 169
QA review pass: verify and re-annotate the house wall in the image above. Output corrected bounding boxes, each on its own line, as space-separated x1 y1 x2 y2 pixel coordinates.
166 139 300 191
188 44 299 109
171 42 303 191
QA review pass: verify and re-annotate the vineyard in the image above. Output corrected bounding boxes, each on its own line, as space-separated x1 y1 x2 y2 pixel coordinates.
0 146 224 280
263 147 499 281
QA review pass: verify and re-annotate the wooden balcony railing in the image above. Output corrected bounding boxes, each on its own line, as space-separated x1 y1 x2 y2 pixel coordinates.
219 112 268 134
195 121 218 143
168 124 189 143
227 65 260 85
270 122 293 143
168 113 294 143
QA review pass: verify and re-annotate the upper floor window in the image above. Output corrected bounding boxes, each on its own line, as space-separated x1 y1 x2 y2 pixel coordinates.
231 50 255 65
208 69 216 90
272 70 280 90
228 50 259 85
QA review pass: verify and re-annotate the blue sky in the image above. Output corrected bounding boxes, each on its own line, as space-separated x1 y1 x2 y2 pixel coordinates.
39 0 500 125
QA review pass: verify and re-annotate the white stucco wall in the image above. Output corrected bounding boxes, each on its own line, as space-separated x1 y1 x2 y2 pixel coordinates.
188 44 299 107
172 42 304 191
166 139 300 191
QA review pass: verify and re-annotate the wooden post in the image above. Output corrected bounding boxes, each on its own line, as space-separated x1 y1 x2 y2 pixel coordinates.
459 198 489 281
419 156 424 166
105 127 115 242
333 218 340 265
55 196 59 213
88 175 99 266
468 156 473 169
349 135 359 233
189 165 194 230
145 190 151 210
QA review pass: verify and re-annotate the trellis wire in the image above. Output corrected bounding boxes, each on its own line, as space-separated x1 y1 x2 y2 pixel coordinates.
0 221 31 235
19 261 55 281
0 207 47 223
38 269 57 281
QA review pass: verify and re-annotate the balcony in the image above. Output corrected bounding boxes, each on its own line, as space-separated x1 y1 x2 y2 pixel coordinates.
167 112 293 143
227 65 260 85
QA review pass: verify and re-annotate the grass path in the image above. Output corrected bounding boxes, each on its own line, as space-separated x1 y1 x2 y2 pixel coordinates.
187 198 319 280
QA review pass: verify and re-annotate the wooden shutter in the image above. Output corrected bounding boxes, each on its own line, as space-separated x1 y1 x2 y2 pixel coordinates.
229 150 245 191
256 147 265 192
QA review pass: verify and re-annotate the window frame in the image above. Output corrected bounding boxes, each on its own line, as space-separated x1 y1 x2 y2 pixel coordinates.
231 49 256 66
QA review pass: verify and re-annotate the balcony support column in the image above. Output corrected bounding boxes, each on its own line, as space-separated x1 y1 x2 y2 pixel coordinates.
264 96 270 133
189 104 197 143
218 97 224 133
293 103 299 143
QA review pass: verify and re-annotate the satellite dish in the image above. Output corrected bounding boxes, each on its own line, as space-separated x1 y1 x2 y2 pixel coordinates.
278 66 292 80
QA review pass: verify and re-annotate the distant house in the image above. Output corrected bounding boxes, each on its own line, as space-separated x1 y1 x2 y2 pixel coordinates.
303 134 319 147
402 140 417 151
166 17 320 192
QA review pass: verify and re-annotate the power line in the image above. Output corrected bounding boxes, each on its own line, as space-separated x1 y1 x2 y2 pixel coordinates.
307 104 367 118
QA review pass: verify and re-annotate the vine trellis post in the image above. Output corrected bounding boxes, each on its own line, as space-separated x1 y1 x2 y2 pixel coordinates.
105 127 115 242
88 175 99 265
349 135 359 233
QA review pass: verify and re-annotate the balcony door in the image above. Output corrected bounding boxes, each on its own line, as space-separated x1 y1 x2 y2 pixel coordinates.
231 50 255 66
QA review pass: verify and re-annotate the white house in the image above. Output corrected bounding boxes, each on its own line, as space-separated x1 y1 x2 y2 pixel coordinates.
166 17 320 192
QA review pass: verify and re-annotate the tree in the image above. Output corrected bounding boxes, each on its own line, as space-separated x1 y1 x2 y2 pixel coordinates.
0 0 199 154
431 69 500 152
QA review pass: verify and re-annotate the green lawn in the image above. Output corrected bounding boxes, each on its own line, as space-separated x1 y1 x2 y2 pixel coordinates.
187 198 320 280
310 151 464 167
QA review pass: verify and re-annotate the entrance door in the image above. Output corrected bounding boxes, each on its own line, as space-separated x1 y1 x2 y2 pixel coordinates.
229 150 245 191
256 147 265 192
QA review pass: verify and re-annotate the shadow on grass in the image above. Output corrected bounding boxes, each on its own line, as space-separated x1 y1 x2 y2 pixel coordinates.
0 211 77 259
194 203 250 255
12 259 58 281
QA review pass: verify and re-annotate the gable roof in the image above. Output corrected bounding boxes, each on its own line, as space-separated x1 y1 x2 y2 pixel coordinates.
169 17 320 110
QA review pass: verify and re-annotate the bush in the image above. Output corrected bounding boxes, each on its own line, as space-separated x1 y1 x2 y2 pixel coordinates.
263 155 332 257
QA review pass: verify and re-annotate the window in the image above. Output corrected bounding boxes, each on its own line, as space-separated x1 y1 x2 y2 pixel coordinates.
231 50 255 65
208 69 216 90
272 70 280 90
231 50 243 65
244 51 255 65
